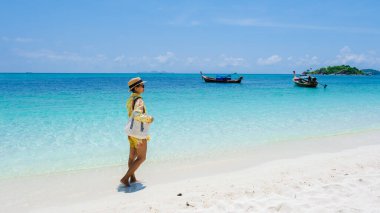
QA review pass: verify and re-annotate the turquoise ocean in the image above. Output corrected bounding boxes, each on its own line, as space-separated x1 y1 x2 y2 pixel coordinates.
1 73 380 178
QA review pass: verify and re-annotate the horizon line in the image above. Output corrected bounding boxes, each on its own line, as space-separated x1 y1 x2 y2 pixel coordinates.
0 71 298 75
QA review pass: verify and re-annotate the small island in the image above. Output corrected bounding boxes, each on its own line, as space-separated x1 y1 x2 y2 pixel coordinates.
361 69 380 75
305 65 379 75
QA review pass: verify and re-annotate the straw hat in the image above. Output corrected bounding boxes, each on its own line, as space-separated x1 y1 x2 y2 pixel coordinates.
128 77 146 91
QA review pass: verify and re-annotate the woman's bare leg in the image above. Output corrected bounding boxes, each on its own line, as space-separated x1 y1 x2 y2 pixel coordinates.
120 143 137 186
128 144 137 183
121 139 147 186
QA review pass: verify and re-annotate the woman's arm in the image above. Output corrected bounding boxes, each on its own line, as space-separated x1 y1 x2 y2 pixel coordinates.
132 99 153 123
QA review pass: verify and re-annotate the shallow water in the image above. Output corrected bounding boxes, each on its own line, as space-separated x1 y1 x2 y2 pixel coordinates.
1 73 380 178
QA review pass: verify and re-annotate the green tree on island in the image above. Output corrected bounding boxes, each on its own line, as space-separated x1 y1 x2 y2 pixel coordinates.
306 65 364 75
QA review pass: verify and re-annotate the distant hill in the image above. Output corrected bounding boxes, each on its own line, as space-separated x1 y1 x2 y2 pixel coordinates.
361 69 380 75
306 65 365 75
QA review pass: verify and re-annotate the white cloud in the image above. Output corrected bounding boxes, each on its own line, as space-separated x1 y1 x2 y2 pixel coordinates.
218 18 334 31
167 14 201 27
335 46 367 64
190 21 201 26
218 18 272 27
257 55 282 65
183 57 216 68
2 36 36 43
288 54 319 66
14 37 35 42
125 56 152 66
114 55 125 63
119 52 177 68
327 46 380 66
95 54 106 60
154 52 175 64
217 18 380 34
185 57 196 65
15 49 107 63
13 48 251 70
218 55 248 67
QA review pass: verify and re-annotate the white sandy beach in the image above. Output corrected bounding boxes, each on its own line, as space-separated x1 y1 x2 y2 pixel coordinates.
1 129 380 213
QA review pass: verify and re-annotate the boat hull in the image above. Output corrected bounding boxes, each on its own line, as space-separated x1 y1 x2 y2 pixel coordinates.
293 79 318 88
202 76 243 83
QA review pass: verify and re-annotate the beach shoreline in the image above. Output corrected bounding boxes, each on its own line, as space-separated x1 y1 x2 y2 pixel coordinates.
1 129 380 212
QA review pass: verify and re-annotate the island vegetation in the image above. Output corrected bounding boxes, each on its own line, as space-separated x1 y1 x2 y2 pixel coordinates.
305 65 379 75
306 65 363 75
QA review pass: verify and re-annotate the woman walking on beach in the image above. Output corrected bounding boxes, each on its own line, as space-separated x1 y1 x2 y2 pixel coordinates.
121 77 153 187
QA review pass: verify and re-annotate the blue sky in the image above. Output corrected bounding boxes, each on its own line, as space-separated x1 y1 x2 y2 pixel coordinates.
1 0 380 73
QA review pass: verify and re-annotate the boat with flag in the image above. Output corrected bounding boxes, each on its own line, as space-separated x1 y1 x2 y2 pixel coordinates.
292 71 319 88
200 72 243 83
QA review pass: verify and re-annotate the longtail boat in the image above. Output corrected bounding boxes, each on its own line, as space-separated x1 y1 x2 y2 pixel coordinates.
200 72 243 83
292 71 318 88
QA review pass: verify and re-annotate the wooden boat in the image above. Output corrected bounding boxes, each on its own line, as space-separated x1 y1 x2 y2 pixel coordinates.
293 71 318 88
200 72 243 83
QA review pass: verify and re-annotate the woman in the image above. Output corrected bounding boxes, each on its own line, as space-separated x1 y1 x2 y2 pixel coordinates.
121 77 153 187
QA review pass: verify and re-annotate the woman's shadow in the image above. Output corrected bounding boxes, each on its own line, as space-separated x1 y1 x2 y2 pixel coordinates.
117 182 146 193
